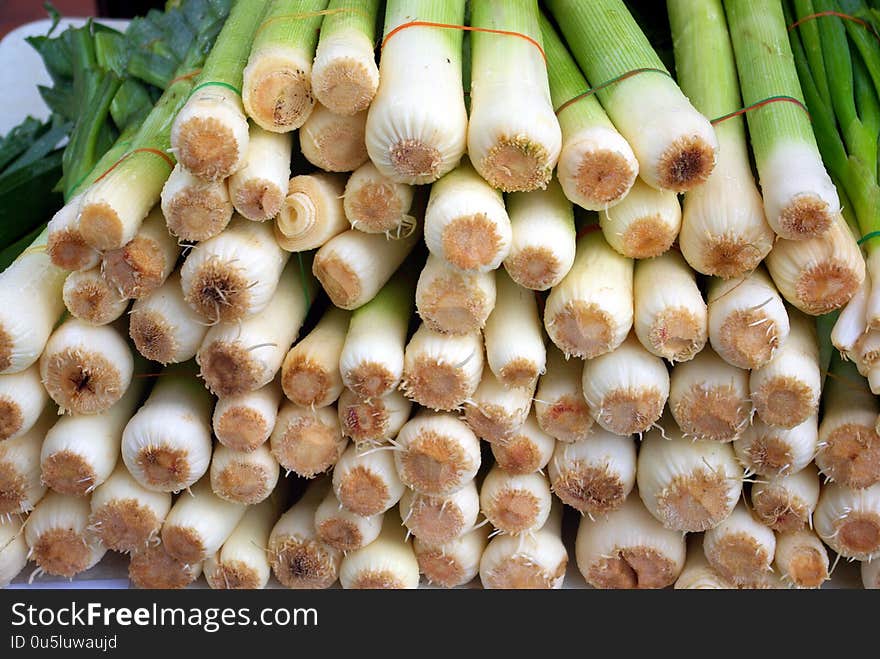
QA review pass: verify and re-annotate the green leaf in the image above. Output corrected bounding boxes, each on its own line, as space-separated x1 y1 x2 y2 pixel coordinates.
0 150 63 248
0 118 48 170
4 121 70 175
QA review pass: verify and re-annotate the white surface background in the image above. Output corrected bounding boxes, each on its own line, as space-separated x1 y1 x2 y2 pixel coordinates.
0 18 129 136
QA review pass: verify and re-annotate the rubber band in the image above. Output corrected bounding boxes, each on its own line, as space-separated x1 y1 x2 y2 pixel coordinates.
93 148 175 185
711 95 811 125
555 68 671 115
296 252 312 313
67 140 133 199
857 230 880 246
168 68 202 88
254 7 370 40
788 10 880 45
190 80 242 97
382 21 546 63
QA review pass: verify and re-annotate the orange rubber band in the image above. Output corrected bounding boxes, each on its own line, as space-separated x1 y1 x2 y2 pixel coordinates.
93 148 175 185
789 10 880 41
711 95 810 125
168 68 202 88
382 20 546 63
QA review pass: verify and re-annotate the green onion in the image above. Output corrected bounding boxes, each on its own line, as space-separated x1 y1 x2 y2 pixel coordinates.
724 0 840 239
668 0 774 278
546 0 718 192
172 0 270 180
467 0 561 192
540 13 637 210
243 0 330 132
365 0 468 184
311 0 381 116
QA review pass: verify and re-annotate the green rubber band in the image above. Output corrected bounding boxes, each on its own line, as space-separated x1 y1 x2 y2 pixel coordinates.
555 68 671 115
857 230 880 246
190 80 242 97
297 252 312 313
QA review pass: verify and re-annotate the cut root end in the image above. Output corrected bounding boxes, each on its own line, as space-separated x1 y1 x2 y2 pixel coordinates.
129 311 176 365
442 214 503 272
389 139 441 183
0 398 23 440
674 386 747 443
398 433 468 495
41 452 96 496
102 236 165 299
200 342 261 398
47 230 97 272
313 255 361 309
480 137 552 193
165 190 231 242
596 388 665 436
548 302 615 359
337 466 388 516
176 117 239 181
347 183 403 233
779 195 832 239
573 149 636 206
483 554 567 589
273 420 342 479
186 263 251 323
136 446 191 492
587 547 679 589
233 179 284 222
657 135 715 192
794 262 861 315
79 202 124 251
42 351 123 414
248 69 314 132
718 310 780 369
129 543 199 589
216 407 269 452
214 463 273 505
754 379 814 429
621 216 676 259
32 529 92 578
656 469 734 532
649 309 705 362
820 424 880 490
504 246 562 291
402 360 471 411
92 500 161 553
271 538 338 589
553 465 626 515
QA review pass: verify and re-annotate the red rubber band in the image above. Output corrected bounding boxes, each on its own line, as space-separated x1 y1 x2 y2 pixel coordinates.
381 20 546 63
711 95 810 125
93 148 175 184
167 68 202 88
788 10 878 38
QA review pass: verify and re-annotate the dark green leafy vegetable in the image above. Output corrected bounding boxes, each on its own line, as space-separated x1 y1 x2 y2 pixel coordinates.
0 0 232 257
